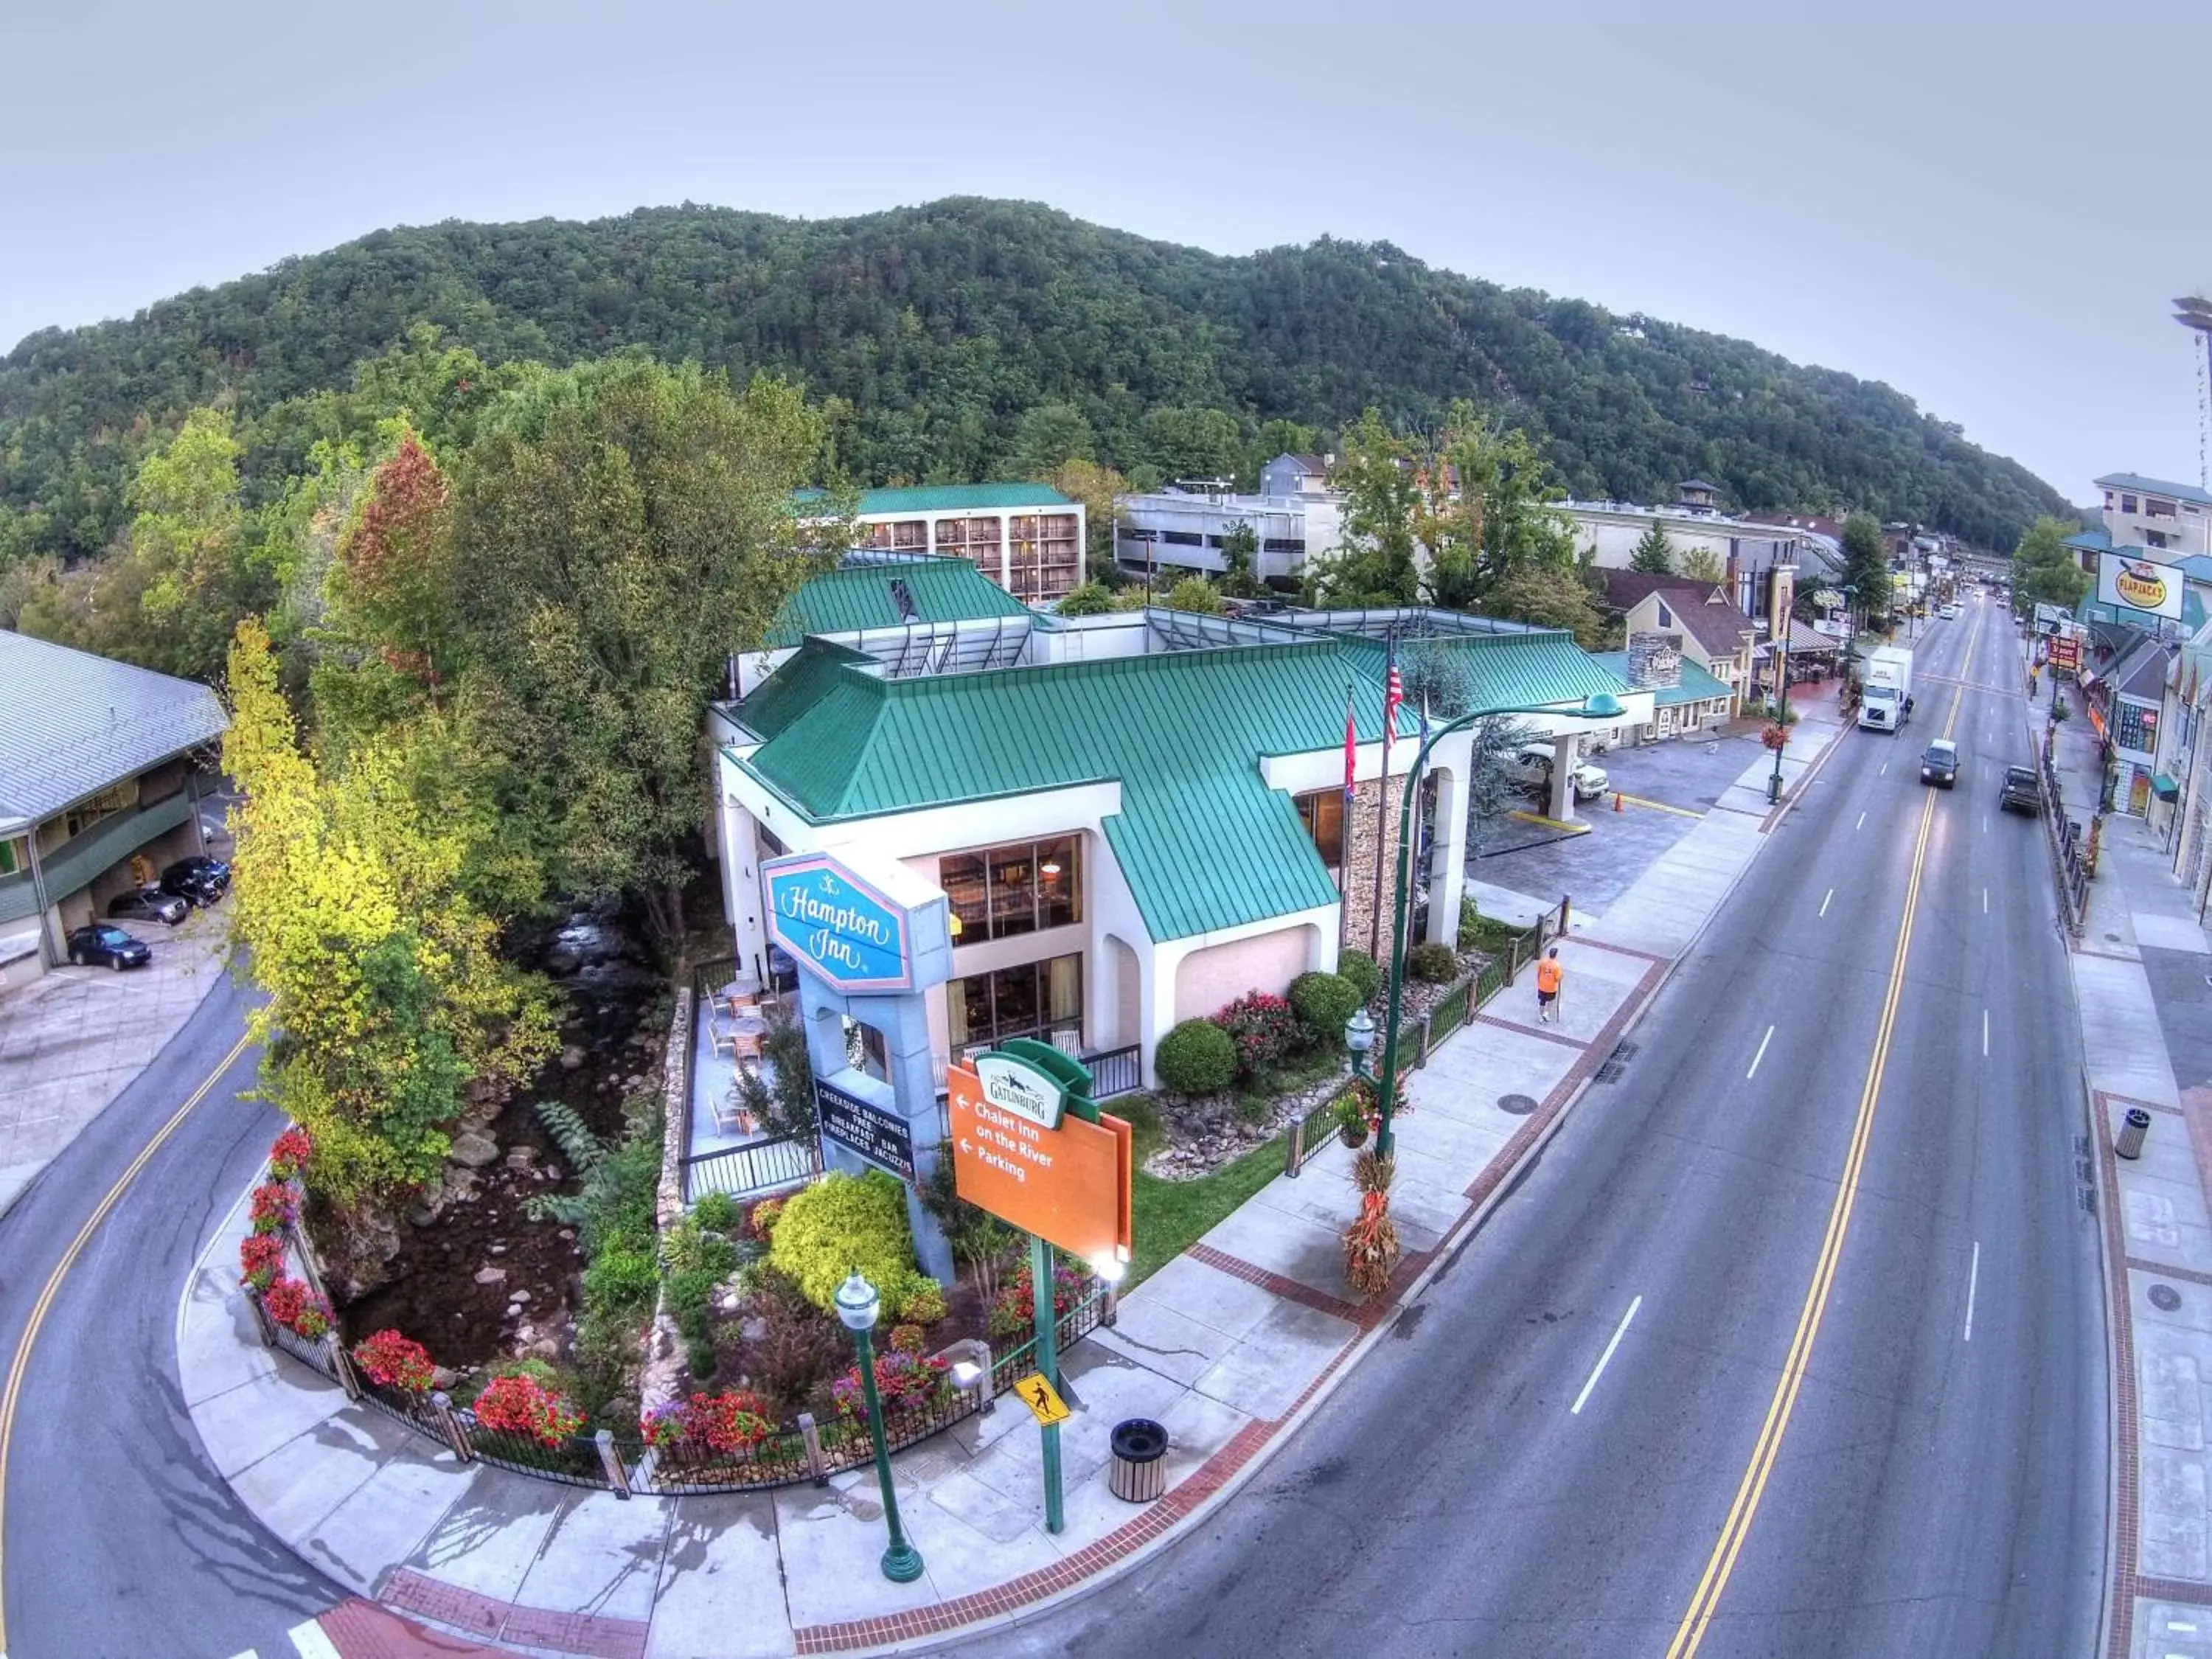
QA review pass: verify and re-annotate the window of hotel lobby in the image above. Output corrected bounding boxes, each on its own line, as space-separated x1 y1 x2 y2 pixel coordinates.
940 836 1080 942
947 954 1083 1056
1295 790 1344 866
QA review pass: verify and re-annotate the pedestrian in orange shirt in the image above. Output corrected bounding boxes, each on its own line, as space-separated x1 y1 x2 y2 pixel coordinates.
1536 947 1564 1024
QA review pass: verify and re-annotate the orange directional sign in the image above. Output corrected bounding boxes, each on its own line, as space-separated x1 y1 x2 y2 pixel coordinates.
947 1063 1132 1264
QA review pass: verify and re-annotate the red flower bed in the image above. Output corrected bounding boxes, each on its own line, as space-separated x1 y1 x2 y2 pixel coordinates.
1211 991 1301 1078
262 1276 333 1339
830 1351 956 1422
268 1127 314 1181
248 1181 297 1235
642 1388 778 1453
238 1232 285 1291
352 1329 436 1394
472 1373 584 1447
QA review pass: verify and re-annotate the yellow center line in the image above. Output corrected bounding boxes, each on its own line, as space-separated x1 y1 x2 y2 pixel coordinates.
0 1026 254 1652
1664 613 1981 1657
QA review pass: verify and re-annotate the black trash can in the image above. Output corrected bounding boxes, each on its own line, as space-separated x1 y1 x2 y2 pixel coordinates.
1107 1418 1169 1503
2118 1107 2153 1161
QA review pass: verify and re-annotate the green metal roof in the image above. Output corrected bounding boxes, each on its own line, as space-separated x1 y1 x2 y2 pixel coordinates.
793 483 1076 517
735 624 1620 943
1588 652 1731 709
765 557 1029 647
1339 629 1635 712
738 639 1402 942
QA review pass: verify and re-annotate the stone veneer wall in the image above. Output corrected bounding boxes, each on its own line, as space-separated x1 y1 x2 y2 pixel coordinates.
1338 775 1411 965
636 987 695 1420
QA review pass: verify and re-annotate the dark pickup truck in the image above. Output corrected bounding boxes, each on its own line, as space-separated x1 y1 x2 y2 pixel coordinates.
2000 765 2041 815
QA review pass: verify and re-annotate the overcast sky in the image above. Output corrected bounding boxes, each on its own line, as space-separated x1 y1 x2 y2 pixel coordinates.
4 0 2205 509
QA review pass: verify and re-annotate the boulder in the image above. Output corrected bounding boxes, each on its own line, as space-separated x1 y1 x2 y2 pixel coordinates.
473 1266 507 1286
448 1131 499 1169
558 1043 588 1071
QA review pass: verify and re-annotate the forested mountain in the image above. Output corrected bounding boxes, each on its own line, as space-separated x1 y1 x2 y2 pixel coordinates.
0 198 2067 562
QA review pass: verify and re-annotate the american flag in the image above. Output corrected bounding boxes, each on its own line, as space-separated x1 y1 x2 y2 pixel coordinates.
1343 686 1358 805
1384 658 1404 732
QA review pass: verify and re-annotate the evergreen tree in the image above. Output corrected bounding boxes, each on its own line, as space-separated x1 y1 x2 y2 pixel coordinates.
1630 521 1674 574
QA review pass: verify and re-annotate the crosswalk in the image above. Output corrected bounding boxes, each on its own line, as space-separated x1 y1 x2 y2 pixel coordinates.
226 1617 341 1659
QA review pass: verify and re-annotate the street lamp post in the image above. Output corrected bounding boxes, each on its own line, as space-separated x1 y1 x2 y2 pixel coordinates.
1767 631 1791 805
1346 1007 1376 1079
834 1270 926 1584
1372 691 1624 1156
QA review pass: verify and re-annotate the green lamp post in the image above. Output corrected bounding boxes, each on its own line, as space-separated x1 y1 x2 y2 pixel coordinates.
834 1270 925 1584
1373 690 1626 1157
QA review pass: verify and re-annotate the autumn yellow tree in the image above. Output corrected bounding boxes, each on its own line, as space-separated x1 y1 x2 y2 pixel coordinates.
224 618 556 1203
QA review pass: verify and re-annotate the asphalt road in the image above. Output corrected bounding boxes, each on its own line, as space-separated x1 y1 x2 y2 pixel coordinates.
967 597 2108 1658
0 967 356 1659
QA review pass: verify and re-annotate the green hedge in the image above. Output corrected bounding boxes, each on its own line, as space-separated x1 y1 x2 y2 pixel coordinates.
1288 971 1360 1040
1156 1018 1238 1095
768 1169 921 1313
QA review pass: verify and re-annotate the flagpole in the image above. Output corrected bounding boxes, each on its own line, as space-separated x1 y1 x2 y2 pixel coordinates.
1368 632 1397 959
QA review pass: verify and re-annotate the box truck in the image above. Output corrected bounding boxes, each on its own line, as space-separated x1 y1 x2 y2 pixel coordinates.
1859 646 1913 731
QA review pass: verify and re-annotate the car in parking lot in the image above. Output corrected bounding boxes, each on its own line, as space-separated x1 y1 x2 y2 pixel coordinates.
66 923 152 970
159 854 230 907
1919 739 1959 788
108 886 189 926
2000 764 2041 814
1503 742 1610 804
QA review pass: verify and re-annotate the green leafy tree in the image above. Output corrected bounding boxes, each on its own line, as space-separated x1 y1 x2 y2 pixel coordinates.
1630 521 1675 574
1218 521 1265 598
1487 565 1606 647
1045 456 1128 585
1004 403 1096 476
450 358 831 954
1678 545 1726 585
1840 512 1892 630
2011 515 2091 613
1055 580 1116 616
1163 575 1225 615
1140 406 1244 483
1314 408 1424 605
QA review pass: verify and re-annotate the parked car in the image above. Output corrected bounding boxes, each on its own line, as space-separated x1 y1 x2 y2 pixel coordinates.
1503 742 1610 804
2000 765 2042 815
1919 739 1959 788
66 923 151 970
159 855 231 907
108 886 189 926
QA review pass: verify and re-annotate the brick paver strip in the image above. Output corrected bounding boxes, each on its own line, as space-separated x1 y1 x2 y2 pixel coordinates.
2130 1574 2212 1607
1473 1013 1589 1050
2126 1257 2212 1290
1185 1242 1362 1323
322 1596 506 1657
382 1568 647 1659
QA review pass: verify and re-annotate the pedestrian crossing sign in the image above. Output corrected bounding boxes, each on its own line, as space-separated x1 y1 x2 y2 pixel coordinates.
1012 1372 1070 1427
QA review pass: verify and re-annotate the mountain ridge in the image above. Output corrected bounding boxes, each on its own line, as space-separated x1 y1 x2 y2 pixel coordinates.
0 197 2068 558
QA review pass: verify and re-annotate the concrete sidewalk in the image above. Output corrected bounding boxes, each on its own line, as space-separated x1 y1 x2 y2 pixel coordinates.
2006 621 2212 1659
178 720 1849 1659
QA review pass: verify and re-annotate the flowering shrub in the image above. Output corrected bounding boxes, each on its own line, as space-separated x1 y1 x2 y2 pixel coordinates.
643 1388 778 1453
472 1373 585 1447
896 1279 947 1326
830 1351 955 1422
267 1127 314 1181
238 1232 286 1291
353 1329 437 1394
746 1196 786 1241
888 1324 927 1354
261 1276 333 1338
248 1181 297 1235
988 1258 1088 1342
1210 992 1302 1078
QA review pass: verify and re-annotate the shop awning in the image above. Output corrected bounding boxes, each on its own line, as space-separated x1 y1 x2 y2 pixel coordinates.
2154 773 2181 800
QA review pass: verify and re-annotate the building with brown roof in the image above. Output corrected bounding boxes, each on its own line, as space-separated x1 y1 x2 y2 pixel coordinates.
1598 572 1757 714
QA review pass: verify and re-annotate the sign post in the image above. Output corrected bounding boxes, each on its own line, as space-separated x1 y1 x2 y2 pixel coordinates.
947 1044 1131 1532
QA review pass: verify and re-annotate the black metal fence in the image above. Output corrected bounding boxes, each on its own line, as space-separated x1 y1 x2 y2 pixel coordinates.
1083 1043 1143 1101
682 1133 821 1202
2042 751 2095 931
